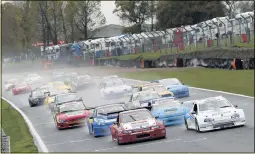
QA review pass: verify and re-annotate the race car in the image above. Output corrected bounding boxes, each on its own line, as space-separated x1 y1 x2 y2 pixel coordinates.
110 108 166 145
24 73 43 84
184 96 245 132
48 81 73 92
12 82 32 95
4 79 18 91
65 72 78 79
100 79 132 99
124 91 161 110
150 97 190 126
102 75 119 81
87 103 126 137
65 75 96 91
44 88 69 110
133 83 174 97
151 78 189 98
28 89 47 107
52 100 91 130
50 93 81 112
52 72 66 82
39 84 54 93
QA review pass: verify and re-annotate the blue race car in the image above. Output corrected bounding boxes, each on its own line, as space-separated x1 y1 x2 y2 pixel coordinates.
87 103 126 137
151 78 189 98
150 97 189 126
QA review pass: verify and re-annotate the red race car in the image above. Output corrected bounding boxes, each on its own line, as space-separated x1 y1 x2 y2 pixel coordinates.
53 100 92 130
110 108 166 145
12 82 32 95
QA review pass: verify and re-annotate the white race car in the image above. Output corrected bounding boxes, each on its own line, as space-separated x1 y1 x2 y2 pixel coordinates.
102 75 119 81
184 96 245 132
4 79 18 91
100 79 132 99
24 74 43 84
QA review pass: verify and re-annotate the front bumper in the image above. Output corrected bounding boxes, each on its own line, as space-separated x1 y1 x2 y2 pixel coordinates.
117 128 166 144
57 119 86 129
199 118 246 132
93 125 112 136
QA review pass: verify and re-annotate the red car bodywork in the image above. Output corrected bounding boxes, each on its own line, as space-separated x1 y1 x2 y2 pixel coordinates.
110 111 166 145
55 110 92 129
12 84 32 95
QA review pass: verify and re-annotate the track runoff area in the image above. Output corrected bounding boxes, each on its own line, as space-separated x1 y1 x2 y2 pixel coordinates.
2 70 254 153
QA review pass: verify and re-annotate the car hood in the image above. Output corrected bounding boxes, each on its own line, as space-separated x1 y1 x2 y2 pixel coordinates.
104 85 131 92
57 110 89 120
200 108 235 118
167 85 188 90
122 118 156 130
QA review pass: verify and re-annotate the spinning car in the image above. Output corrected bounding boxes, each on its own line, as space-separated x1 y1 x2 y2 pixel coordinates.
87 103 126 137
110 108 166 145
65 75 95 91
184 96 245 132
150 97 189 126
4 79 18 91
100 79 132 99
12 82 32 95
53 100 91 130
133 83 174 97
124 91 161 109
28 89 47 107
151 78 189 98
48 81 73 92
24 73 43 84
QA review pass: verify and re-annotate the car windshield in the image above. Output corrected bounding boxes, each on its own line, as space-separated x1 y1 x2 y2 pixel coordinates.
57 94 77 103
105 80 124 88
159 79 182 86
97 105 125 115
134 93 160 101
120 110 153 123
199 98 232 111
182 101 196 110
152 101 181 110
5 79 17 84
58 101 85 113
33 91 43 97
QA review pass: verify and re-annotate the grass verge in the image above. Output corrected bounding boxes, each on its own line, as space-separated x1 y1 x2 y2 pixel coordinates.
118 68 254 97
1 99 38 153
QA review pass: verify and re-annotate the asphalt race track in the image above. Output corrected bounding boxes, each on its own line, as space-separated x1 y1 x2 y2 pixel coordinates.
2 72 254 152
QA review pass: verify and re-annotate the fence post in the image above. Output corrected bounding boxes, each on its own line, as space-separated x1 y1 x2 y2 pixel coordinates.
164 30 172 52
240 14 250 42
183 27 191 52
218 18 228 47
212 20 220 47
189 25 198 50
225 18 234 45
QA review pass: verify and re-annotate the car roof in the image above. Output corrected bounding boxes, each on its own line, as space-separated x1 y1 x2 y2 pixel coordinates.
96 103 125 110
56 92 76 96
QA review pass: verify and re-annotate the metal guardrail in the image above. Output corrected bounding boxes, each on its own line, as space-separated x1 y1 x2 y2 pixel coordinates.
1 129 10 153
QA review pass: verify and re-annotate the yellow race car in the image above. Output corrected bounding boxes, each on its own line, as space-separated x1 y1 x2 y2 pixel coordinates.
132 83 174 97
48 81 73 92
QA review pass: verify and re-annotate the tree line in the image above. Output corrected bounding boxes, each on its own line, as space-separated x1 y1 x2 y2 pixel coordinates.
2 1 254 54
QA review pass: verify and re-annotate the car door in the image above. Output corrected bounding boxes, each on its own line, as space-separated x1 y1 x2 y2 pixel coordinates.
187 103 198 129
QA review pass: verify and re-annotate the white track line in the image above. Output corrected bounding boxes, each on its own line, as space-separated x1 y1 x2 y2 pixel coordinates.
123 78 254 99
2 97 49 152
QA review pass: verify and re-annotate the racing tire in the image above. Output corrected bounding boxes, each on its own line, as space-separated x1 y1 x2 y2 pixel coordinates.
29 102 35 107
184 118 190 130
116 137 122 145
195 119 201 133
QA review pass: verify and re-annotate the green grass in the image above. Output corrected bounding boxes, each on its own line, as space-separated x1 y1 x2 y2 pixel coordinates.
118 68 254 97
1 100 38 153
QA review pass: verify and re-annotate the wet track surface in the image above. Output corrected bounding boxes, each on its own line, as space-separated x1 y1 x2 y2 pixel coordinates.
2 72 254 152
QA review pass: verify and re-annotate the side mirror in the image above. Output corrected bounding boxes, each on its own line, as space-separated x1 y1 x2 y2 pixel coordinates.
234 105 238 108
113 122 118 125
78 97 83 101
89 117 93 120
191 111 196 114
155 116 159 119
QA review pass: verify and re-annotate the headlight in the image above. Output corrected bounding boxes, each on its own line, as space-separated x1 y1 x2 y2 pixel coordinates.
204 118 214 122
231 113 240 119
59 119 67 123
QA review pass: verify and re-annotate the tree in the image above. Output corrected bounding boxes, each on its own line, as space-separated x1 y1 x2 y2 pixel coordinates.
238 1 254 13
113 1 151 33
223 1 239 18
156 1 226 29
74 1 106 40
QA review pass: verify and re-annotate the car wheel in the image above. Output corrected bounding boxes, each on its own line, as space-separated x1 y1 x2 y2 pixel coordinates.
184 118 190 130
195 119 201 133
116 137 121 145
29 102 34 107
